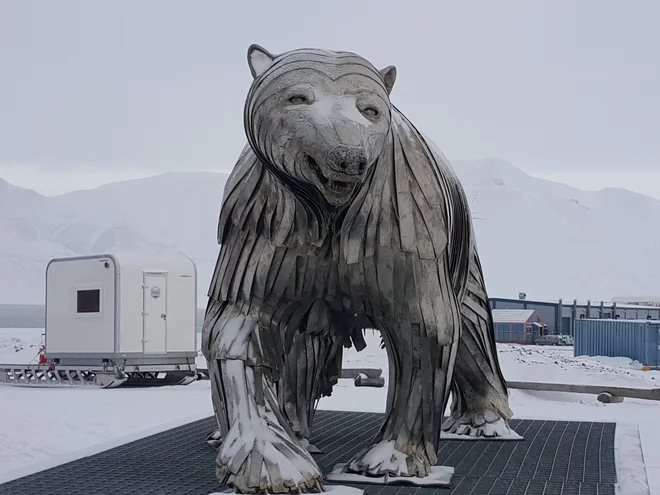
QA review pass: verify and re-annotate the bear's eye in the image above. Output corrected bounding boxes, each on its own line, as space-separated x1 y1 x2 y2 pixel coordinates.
363 107 379 118
288 95 308 104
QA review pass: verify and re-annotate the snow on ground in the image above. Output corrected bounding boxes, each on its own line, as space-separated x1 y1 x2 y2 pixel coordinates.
498 342 659 389
1 328 658 493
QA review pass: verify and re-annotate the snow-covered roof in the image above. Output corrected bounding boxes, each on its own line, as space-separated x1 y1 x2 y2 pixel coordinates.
612 303 660 310
492 309 536 324
492 296 660 312
582 318 660 323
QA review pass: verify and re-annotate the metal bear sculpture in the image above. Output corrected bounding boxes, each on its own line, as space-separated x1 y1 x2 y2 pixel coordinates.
201 44 516 494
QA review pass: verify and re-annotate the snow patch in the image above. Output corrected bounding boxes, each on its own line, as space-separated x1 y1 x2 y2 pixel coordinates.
209 486 365 495
615 423 650 495
441 418 524 441
327 463 454 487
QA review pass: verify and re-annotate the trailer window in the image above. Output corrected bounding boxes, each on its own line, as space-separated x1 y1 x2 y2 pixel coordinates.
77 289 100 314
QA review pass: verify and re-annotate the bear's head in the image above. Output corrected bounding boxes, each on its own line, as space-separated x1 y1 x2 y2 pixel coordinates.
243 44 396 207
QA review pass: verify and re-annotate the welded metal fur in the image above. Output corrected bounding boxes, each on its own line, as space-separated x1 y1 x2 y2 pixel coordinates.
202 44 515 493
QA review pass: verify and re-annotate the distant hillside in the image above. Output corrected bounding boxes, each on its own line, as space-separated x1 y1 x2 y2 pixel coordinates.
1 160 659 304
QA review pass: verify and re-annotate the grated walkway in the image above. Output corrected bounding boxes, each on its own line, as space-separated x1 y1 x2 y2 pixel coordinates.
0 411 617 495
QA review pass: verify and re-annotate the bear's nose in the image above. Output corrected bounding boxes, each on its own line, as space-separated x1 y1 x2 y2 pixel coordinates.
327 146 368 176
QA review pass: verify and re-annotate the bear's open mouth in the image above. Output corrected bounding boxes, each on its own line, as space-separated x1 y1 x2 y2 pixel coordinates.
306 155 354 194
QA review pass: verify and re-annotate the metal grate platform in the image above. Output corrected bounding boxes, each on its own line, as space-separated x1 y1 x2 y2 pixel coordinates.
0 411 617 495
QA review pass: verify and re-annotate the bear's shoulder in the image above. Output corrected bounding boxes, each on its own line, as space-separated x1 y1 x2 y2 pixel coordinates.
217 148 330 250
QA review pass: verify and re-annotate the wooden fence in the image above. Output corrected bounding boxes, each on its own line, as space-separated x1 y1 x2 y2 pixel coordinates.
341 368 660 402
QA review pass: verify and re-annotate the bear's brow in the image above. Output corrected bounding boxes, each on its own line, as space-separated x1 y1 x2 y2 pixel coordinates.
262 50 382 85
253 63 385 101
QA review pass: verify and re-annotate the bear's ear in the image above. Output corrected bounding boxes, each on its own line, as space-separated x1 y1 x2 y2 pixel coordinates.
247 44 276 79
379 65 397 95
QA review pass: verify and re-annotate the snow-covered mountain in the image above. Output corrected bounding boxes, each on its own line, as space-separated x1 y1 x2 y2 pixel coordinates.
0 174 204 304
1 160 658 305
452 159 660 303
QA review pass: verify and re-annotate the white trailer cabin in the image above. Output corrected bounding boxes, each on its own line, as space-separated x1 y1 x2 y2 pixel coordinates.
45 253 198 371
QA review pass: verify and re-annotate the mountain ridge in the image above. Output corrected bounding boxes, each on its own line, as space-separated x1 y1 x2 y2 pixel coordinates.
1 159 657 305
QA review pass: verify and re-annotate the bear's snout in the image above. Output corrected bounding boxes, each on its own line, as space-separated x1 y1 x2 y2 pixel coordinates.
326 145 368 176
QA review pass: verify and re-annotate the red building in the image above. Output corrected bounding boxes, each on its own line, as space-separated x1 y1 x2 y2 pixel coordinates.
492 309 546 344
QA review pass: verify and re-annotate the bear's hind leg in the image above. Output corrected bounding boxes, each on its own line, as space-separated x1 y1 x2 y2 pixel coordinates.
279 318 346 455
441 319 520 440
202 300 324 493
441 252 521 440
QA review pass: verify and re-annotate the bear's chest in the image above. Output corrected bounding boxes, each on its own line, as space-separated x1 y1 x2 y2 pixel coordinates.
267 247 422 322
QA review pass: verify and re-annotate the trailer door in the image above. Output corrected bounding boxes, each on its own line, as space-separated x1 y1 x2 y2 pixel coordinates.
142 272 168 354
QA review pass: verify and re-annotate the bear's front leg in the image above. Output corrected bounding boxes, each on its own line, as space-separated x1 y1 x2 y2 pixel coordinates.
334 326 459 485
329 256 464 487
330 256 461 486
203 301 324 494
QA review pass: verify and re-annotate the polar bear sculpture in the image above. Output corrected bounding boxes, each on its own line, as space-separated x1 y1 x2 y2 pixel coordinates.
201 44 517 494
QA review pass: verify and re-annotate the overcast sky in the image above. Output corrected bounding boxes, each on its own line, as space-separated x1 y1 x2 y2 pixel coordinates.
0 0 658 197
